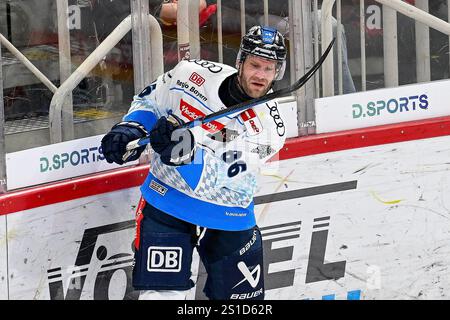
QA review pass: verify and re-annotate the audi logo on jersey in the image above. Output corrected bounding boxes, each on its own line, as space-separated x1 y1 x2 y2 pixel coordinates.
189 59 223 73
179 99 224 133
266 102 285 137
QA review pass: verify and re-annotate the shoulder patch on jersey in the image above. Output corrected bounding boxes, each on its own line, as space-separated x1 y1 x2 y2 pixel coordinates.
138 83 156 98
162 71 173 84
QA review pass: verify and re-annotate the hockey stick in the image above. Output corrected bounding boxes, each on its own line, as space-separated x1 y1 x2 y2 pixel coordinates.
122 38 335 160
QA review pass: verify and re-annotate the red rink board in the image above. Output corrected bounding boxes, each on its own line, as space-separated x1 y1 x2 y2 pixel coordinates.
2 115 450 216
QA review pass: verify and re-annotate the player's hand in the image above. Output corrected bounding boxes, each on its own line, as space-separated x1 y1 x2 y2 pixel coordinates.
150 116 196 166
101 122 147 165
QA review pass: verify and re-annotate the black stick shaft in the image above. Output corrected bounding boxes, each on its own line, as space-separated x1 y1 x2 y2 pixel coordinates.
123 38 335 158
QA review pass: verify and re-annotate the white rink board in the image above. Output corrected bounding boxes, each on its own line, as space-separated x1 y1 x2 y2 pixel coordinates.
4 134 450 299
6 134 138 191
257 134 450 300
275 97 298 139
6 188 142 300
0 215 7 299
315 79 450 133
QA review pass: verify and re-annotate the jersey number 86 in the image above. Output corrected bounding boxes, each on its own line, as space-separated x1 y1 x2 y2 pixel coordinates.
222 150 247 178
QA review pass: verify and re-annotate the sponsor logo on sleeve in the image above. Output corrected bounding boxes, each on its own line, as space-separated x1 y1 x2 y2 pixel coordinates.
240 108 263 136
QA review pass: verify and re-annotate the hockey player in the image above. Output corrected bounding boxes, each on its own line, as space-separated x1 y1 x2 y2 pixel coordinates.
101 25 287 300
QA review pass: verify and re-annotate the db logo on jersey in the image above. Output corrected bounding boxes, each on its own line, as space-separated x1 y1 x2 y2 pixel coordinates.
147 246 182 272
240 109 263 136
189 72 205 86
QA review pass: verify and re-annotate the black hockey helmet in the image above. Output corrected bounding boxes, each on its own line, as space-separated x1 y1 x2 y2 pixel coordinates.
236 25 287 80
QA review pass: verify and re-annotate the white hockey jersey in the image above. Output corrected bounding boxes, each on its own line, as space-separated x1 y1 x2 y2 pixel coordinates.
123 59 286 231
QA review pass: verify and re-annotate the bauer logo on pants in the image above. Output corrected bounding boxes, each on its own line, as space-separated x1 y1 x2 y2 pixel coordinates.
147 247 183 272
232 262 261 289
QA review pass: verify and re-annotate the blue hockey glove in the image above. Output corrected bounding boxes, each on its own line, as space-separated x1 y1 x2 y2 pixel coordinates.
150 115 196 166
101 121 148 165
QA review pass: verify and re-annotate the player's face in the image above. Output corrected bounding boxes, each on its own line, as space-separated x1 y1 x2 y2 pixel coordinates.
239 55 277 98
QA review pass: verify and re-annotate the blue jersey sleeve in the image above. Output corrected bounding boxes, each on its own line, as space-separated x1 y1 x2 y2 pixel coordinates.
122 83 162 131
123 67 176 131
